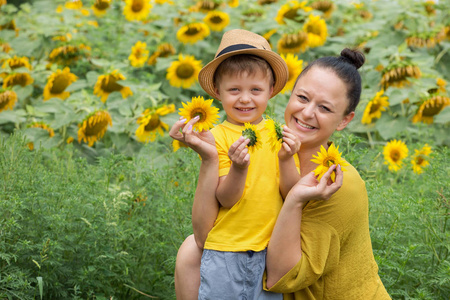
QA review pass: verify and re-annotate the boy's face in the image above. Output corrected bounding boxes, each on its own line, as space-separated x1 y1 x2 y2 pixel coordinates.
214 71 273 126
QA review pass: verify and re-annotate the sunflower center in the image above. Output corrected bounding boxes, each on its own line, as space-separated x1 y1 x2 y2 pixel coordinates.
190 108 206 122
312 1 333 12
185 26 201 36
85 120 109 136
6 73 29 87
390 150 400 162
101 76 123 93
200 1 217 11
95 0 110 10
306 23 322 35
422 100 444 117
282 33 307 49
134 49 143 59
210 16 224 24
159 44 175 57
415 156 424 165
51 74 70 94
132 0 144 12
284 9 300 21
144 114 161 131
369 101 382 114
323 157 335 167
176 63 195 79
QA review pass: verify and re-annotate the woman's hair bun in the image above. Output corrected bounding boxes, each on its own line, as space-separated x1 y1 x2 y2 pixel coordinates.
340 48 365 70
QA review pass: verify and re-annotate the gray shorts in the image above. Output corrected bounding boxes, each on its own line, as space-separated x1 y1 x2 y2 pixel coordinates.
198 249 282 300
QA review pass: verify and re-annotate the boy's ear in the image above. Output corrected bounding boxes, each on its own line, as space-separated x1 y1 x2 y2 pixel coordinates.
336 112 355 131
214 87 221 100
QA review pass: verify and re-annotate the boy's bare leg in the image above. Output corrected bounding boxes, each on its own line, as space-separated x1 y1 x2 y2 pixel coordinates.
175 234 202 300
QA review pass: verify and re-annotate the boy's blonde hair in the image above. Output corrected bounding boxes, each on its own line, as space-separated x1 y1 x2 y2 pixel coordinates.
213 54 275 90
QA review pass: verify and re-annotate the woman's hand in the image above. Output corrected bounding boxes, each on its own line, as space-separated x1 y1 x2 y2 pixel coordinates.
278 126 301 161
286 164 343 206
169 116 217 161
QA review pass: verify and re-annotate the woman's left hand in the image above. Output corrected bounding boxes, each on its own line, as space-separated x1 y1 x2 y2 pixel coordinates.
286 164 343 205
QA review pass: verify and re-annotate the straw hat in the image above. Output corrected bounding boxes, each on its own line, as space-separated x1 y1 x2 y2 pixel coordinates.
198 29 289 99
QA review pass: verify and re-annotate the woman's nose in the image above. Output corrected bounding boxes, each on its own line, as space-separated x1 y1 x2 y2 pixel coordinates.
301 103 315 118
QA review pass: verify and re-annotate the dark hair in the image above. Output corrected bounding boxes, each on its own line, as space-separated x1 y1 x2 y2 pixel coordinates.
214 54 275 90
296 48 365 114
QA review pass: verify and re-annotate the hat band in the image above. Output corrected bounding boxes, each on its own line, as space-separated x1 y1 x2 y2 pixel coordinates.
216 44 258 58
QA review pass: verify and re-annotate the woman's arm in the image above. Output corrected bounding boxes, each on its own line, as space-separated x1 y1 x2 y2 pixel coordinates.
169 117 219 248
266 165 343 288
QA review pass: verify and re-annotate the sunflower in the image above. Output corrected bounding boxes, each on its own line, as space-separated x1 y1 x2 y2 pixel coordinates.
361 90 389 124
265 116 284 152
48 44 91 65
406 28 446 48
2 73 33 88
228 0 239 8
0 89 17 112
310 0 335 19
411 144 432 175
123 0 152 21
148 43 176 65
190 0 220 12
78 110 112 147
258 0 278 4
0 0 6 6
277 31 309 54
280 53 303 94
43 67 78 101
173 139 188 152
275 0 312 25
204 11 230 32
241 122 262 153
92 0 111 17
2 56 32 70
380 62 421 90
65 0 83 10
311 143 348 182
27 122 55 150
176 22 210 44
303 14 327 48
437 78 446 93
178 96 219 132
166 54 202 89
135 104 176 143
155 0 174 4
93 70 133 103
0 42 12 53
412 95 450 124
128 41 149 67
383 139 408 172
52 33 72 42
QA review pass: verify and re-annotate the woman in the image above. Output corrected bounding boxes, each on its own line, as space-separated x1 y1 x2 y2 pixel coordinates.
169 48 390 299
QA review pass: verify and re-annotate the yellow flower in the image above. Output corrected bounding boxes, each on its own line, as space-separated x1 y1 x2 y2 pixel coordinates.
258 0 279 4
2 73 33 88
383 140 408 172
48 44 91 65
190 0 220 13
265 116 284 153
380 63 421 90
92 0 111 17
128 41 149 67
311 143 348 182
179 96 220 132
148 43 176 65
176 22 210 44
0 89 17 112
0 42 12 53
0 0 7 6
242 122 262 153
65 0 83 10
303 14 327 48
280 53 303 94
227 0 239 8
411 144 432 175
361 90 389 124
43 67 78 101
155 0 174 4
310 0 335 19
123 0 152 21
2 56 32 70
412 95 450 124
277 31 309 54
135 104 175 143
204 11 230 32
166 54 202 89
52 33 72 42
93 70 133 103
436 78 446 93
275 0 312 25
78 110 112 147
173 139 188 152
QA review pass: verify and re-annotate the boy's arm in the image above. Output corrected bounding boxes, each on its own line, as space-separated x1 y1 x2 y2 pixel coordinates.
278 126 301 199
215 136 250 208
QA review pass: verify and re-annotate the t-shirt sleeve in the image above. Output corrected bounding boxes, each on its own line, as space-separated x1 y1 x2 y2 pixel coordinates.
264 219 340 293
212 127 232 177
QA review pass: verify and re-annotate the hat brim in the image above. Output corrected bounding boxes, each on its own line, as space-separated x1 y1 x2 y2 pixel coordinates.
198 49 289 99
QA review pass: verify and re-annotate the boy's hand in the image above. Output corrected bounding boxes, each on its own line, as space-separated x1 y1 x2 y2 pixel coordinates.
228 136 250 169
169 116 217 161
278 126 301 161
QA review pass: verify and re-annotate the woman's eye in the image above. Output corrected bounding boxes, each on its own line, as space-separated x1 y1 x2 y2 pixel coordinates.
298 95 308 102
320 105 331 112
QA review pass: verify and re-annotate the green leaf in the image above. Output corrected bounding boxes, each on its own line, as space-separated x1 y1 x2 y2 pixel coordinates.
375 114 409 140
434 106 450 124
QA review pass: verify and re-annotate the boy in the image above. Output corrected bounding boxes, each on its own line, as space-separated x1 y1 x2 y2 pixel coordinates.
194 29 301 299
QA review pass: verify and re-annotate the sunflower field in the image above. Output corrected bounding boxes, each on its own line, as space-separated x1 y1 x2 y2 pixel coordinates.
0 0 449 299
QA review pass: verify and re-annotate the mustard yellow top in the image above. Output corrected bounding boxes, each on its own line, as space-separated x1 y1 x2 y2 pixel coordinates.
204 120 283 252
264 163 391 300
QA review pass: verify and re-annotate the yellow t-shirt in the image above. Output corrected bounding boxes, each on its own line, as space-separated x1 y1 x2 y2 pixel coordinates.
204 120 284 252
264 163 391 299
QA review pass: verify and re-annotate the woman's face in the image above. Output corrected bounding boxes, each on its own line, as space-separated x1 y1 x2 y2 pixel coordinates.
284 66 355 150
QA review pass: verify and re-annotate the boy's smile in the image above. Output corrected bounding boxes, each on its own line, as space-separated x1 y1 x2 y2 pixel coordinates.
214 71 273 126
